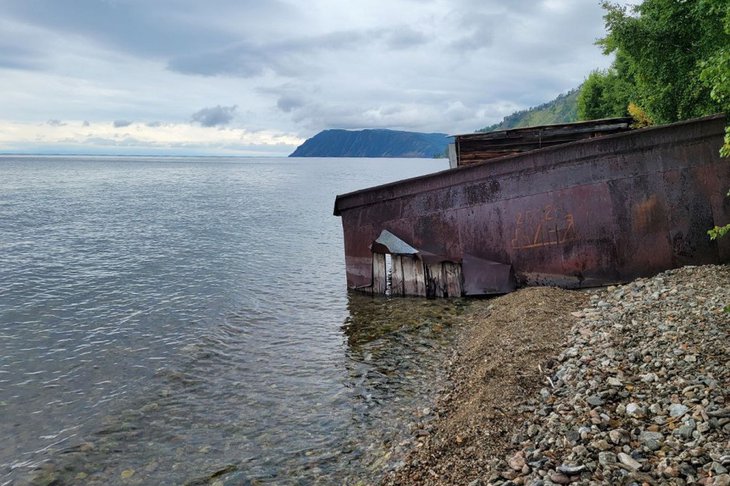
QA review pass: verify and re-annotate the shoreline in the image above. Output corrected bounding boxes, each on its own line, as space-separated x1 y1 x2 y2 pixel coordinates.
384 264 729 485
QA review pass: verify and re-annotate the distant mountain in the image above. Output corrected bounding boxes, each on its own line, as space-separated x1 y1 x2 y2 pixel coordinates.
477 88 580 133
289 129 450 158
289 89 581 157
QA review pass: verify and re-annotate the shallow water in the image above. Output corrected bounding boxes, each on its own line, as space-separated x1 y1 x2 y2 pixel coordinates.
0 156 464 485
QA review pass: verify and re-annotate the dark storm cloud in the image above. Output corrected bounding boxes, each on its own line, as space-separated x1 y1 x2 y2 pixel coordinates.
191 105 237 127
113 120 133 128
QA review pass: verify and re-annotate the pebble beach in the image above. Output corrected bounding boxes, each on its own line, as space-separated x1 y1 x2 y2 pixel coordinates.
386 264 729 486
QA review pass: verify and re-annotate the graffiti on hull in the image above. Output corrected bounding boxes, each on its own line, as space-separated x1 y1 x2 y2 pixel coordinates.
511 204 578 250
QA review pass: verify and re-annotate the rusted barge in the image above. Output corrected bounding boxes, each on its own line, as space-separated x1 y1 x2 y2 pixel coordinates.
333 114 730 297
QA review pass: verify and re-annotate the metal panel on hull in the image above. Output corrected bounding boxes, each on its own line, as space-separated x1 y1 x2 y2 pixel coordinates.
335 115 730 295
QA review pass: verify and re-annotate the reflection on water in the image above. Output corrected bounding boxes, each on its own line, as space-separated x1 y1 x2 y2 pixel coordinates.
340 294 469 479
22 294 467 485
343 293 467 347
0 156 468 485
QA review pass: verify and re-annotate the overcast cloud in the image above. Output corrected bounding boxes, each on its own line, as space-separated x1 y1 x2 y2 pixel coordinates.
191 105 238 127
0 0 626 155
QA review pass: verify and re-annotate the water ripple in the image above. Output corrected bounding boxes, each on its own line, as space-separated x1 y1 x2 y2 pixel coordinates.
0 156 452 485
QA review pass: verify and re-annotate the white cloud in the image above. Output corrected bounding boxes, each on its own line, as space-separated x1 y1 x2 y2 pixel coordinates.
0 120 302 156
0 0 629 154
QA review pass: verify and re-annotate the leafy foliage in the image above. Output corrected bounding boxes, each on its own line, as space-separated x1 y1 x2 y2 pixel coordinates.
698 0 730 155
579 0 729 124
708 188 730 240
627 102 653 128
708 224 730 240
577 52 637 120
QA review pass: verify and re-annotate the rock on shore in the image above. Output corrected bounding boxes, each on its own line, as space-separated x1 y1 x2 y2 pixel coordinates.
384 264 729 486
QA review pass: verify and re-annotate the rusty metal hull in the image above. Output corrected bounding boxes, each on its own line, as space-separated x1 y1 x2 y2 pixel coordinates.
334 115 730 296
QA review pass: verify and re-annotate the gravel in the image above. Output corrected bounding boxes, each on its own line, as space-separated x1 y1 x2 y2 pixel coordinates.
384 264 729 486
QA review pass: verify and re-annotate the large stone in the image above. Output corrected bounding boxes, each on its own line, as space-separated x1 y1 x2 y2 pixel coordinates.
617 453 641 471
598 452 617 466
607 377 622 387
626 403 644 417
608 429 624 444
549 471 571 484
587 395 604 407
712 474 730 486
557 464 585 475
638 430 664 451
669 404 689 417
508 451 526 471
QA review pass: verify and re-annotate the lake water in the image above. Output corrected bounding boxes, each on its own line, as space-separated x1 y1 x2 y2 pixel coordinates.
0 156 466 485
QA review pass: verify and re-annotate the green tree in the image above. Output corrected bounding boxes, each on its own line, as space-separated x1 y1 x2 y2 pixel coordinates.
581 0 729 124
698 0 730 155
700 0 730 240
577 70 631 120
577 51 637 120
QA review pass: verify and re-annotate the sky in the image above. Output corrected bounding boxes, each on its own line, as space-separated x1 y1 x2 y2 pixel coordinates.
0 0 624 156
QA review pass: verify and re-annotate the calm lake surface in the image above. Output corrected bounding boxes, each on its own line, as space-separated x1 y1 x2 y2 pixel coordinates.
0 156 466 485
